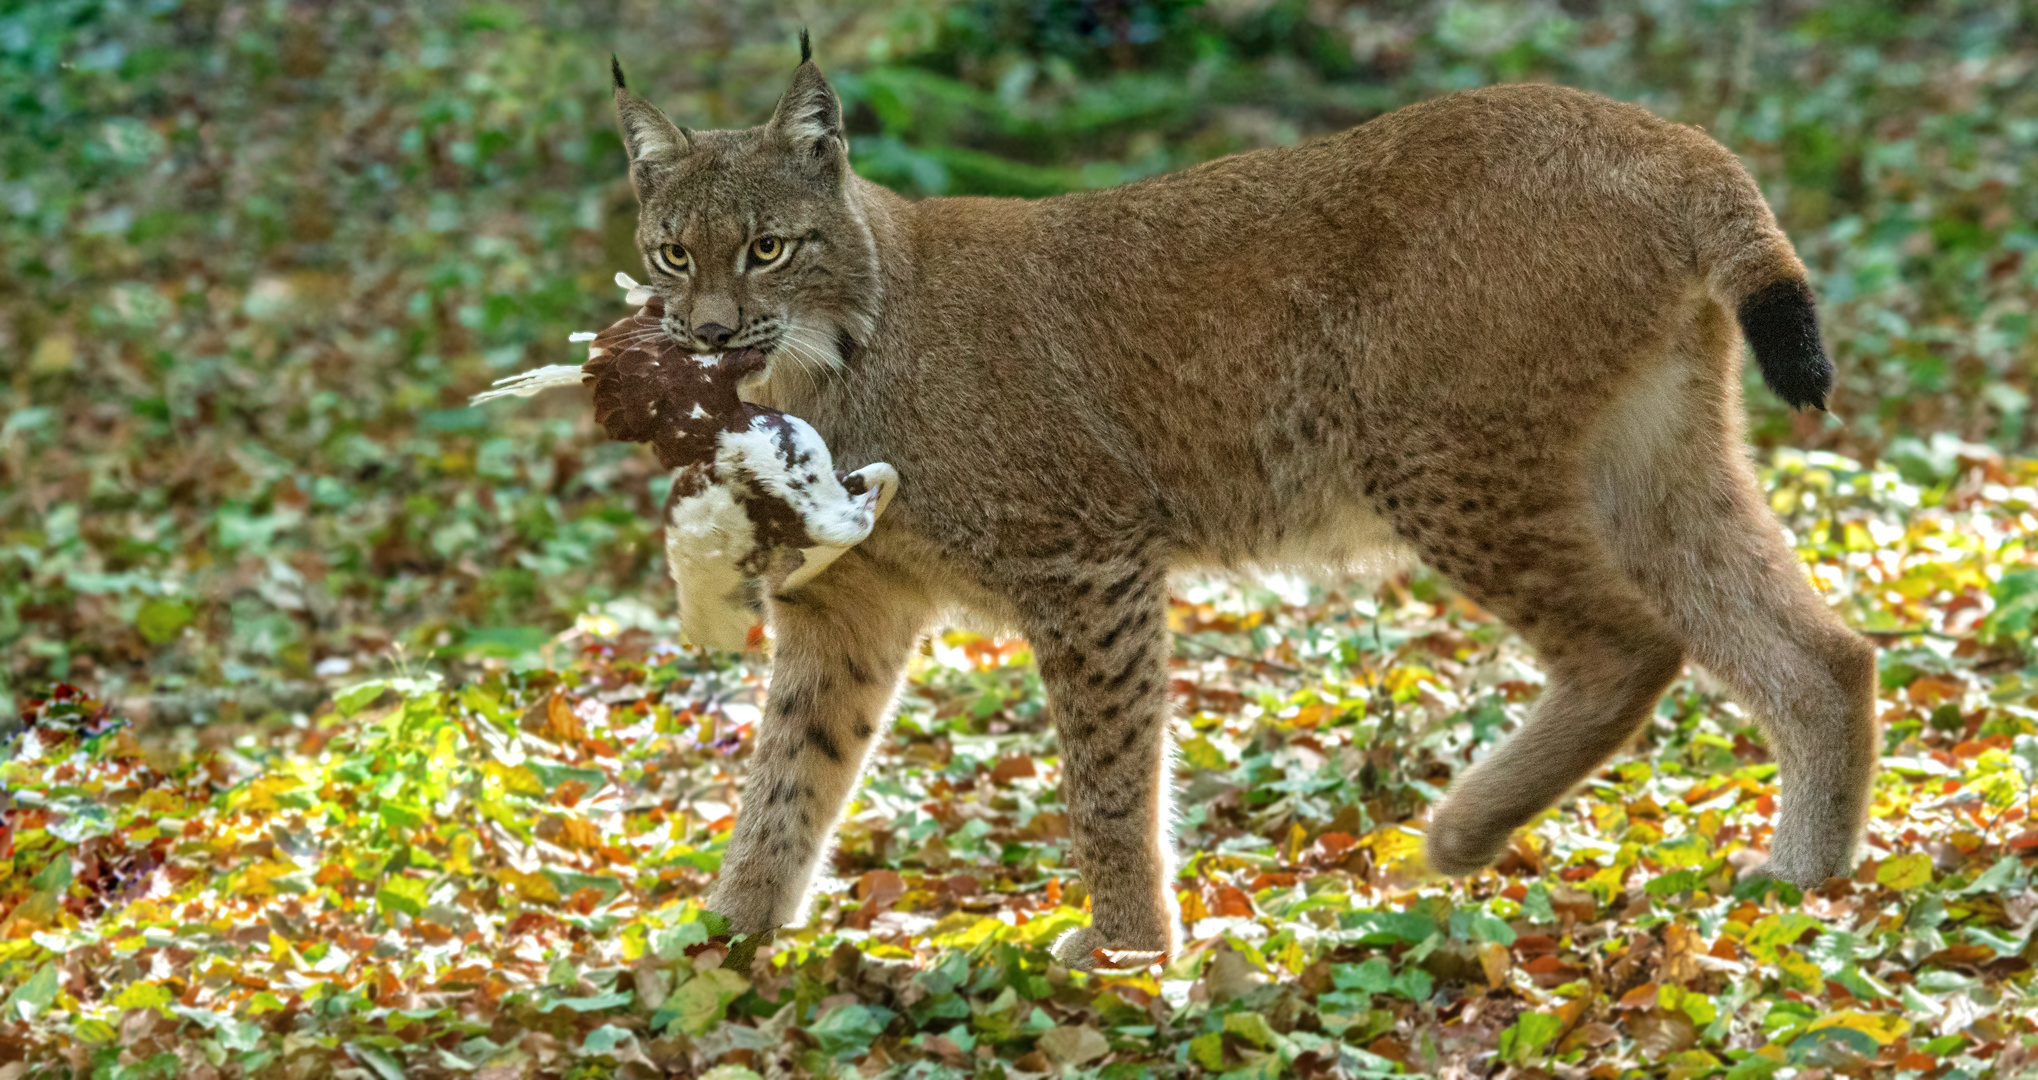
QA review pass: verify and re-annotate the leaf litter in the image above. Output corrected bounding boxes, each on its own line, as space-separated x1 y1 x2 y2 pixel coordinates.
6 449 2038 1078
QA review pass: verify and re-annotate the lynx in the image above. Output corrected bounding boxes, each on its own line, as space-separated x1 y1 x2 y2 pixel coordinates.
608 39 1875 968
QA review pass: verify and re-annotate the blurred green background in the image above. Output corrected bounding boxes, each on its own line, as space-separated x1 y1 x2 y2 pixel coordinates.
5 0 2037 719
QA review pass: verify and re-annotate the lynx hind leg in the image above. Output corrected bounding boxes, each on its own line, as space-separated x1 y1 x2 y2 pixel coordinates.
1022 567 1179 970
1421 536 1686 876
706 557 931 933
1351 427 1686 875
1594 338 1876 886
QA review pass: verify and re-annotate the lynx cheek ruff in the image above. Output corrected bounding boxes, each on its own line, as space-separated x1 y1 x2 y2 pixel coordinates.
473 273 897 650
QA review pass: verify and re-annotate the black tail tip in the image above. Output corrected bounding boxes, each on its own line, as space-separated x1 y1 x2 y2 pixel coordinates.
1738 277 1833 412
799 28 812 64
611 54 627 91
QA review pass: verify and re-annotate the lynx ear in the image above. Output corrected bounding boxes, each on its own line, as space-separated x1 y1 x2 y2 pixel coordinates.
766 47 846 168
611 56 690 192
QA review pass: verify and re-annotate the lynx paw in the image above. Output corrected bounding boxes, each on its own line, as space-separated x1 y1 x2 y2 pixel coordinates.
1050 927 1169 972
705 881 787 936
1752 823 1858 888
1740 850 1852 890
1422 816 1509 877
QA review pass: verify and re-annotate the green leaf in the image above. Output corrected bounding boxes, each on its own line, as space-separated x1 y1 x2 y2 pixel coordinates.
1955 855 2019 896
335 681 390 717
542 868 623 903
549 991 631 1013
344 1042 409 1080
1223 1011 1280 1049
1647 868 1704 896
1497 1011 1564 1065
73 1017 119 1044
1649 833 1712 869
653 922 709 960
30 853 72 894
1468 911 1517 945
581 1024 633 1056
808 1002 893 1058
1339 911 1437 945
1788 1026 1879 1066
377 876 430 918
525 759 608 793
135 598 194 645
1190 1031 1226 1071
4 963 58 1021
379 802 426 830
670 968 749 1036
1330 957 1432 1001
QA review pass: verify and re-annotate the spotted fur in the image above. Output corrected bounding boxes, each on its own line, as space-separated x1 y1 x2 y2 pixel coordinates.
612 52 1877 965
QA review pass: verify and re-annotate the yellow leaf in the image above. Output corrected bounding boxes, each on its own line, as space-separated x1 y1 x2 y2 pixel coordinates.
938 917 1007 949
135 789 186 817
235 861 297 898
1809 1009 1909 1045
1178 736 1228 771
1477 940 1511 990
1583 862 1627 902
1775 949 1823 993
268 930 304 969
235 775 301 813
1384 666 1436 695
1275 936 1308 976
111 982 173 1012
483 762 546 796
1367 826 1426 871
498 868 559 903
1876 853 1933 890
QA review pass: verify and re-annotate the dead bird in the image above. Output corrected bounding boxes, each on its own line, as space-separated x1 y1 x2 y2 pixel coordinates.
474 273 896 650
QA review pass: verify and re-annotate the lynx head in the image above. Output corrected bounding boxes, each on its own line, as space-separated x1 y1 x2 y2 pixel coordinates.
611 36 880 384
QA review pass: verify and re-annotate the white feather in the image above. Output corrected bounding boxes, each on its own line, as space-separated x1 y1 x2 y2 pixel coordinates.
664 476 761 651
468 364 585 405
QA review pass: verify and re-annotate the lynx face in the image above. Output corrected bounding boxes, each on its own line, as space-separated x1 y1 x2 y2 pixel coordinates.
612 60 880 384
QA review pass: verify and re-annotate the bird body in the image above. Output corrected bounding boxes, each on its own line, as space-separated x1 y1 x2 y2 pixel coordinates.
473 274 896 649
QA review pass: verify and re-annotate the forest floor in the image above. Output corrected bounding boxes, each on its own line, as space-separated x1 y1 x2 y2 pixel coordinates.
6 447 2038 1078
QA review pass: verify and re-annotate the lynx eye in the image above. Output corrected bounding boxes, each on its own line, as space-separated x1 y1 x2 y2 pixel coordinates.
749 236 788 266
653 243 690 275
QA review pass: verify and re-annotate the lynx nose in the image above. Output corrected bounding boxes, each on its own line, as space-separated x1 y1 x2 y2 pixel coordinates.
693 322 735 347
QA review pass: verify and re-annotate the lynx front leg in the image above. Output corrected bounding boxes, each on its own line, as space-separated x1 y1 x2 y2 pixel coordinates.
1025 569 1179 970
707 561 930 933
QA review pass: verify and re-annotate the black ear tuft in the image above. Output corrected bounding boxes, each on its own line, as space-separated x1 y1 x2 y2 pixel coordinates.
799 29 812 64
611 54 627 91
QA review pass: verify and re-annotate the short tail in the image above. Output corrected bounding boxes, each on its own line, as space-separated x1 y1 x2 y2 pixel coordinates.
1692 156 1834 411
1735 278 1832 411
